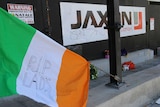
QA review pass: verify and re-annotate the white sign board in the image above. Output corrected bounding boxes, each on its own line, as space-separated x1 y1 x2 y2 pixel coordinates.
60 2 146 46
7 3 34 24
150 18 155 30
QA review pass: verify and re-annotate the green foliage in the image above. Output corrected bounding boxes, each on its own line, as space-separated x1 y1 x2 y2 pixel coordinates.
90 64 98 80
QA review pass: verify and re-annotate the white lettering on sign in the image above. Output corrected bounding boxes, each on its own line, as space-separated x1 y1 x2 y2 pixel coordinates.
7 4 32 10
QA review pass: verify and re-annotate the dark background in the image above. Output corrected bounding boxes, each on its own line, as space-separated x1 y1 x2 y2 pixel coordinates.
0 0 159 60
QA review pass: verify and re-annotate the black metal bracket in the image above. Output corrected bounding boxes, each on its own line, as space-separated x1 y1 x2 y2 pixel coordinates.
105 81 126 89
104 23 123 31
115 23 123 30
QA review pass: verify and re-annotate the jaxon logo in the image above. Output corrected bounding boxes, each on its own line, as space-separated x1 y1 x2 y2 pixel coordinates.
71 10 143 30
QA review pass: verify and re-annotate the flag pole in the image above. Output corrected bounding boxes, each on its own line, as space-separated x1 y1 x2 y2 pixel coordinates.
105 0 123 88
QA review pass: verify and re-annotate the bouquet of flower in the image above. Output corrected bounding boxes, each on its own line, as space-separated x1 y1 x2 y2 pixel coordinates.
90 64 98 80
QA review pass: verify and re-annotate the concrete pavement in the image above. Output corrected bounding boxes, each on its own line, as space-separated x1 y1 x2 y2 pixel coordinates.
0 95 47 107
88 64 160 107
88 56 160 107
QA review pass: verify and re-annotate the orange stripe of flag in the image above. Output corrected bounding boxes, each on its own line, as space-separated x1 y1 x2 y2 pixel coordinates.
56 49 90 107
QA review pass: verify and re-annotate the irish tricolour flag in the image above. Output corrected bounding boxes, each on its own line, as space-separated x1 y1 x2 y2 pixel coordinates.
0 8 89 107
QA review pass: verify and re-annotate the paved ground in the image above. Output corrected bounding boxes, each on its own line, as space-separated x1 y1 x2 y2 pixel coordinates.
0 95 47 107
89 56 160 107
89 56 160 89
1 56 160 107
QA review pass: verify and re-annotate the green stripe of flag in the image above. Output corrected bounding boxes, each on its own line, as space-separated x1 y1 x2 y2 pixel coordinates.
0 8 36 96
